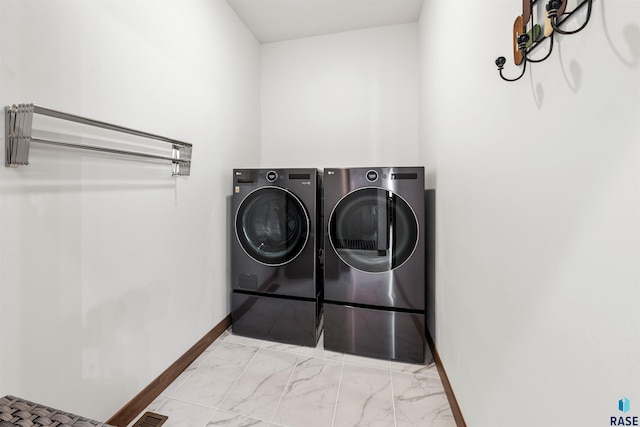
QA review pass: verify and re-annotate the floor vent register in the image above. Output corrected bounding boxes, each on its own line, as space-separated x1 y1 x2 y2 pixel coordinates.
132 412 168 427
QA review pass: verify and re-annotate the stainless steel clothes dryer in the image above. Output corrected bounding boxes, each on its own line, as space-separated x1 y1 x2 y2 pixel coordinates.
323 167 425 363
231 168 322 347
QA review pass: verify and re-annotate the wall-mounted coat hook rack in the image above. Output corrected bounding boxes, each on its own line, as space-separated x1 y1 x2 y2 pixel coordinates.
495 0 594 82
5 104 193 176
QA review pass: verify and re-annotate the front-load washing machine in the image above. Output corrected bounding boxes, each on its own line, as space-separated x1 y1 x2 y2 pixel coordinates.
323 167 425 363
231 168 322 347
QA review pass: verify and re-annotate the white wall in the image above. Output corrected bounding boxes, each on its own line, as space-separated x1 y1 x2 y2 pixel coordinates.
419 1 640 425
260 23 420 168
0 0 260 420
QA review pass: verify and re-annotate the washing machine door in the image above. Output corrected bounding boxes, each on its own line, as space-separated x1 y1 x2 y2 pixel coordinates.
329 187 418 273
236 187 309 266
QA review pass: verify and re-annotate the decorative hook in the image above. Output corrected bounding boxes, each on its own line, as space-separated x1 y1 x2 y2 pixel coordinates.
496 56 527 82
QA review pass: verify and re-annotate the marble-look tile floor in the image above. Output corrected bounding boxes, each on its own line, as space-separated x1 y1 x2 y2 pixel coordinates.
130 330 456 427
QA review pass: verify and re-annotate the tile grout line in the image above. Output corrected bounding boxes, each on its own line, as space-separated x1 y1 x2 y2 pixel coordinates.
216 343 263 411
268 352 303 425
389 364 398 427
329 357 345 427
158 395 219 409
197 340 266 427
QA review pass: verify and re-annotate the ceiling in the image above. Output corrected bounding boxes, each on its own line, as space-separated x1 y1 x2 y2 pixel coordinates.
226 0 425 44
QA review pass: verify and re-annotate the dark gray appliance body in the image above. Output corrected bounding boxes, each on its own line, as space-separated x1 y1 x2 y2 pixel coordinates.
231 168 322 347
323 167 425 363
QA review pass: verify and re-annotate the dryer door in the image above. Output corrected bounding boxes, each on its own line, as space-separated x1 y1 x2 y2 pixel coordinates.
329 188 418 273
236 187 309 266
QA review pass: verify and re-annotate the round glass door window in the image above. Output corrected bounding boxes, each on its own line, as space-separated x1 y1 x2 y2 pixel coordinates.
236 187 309 265
329 188 418 273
